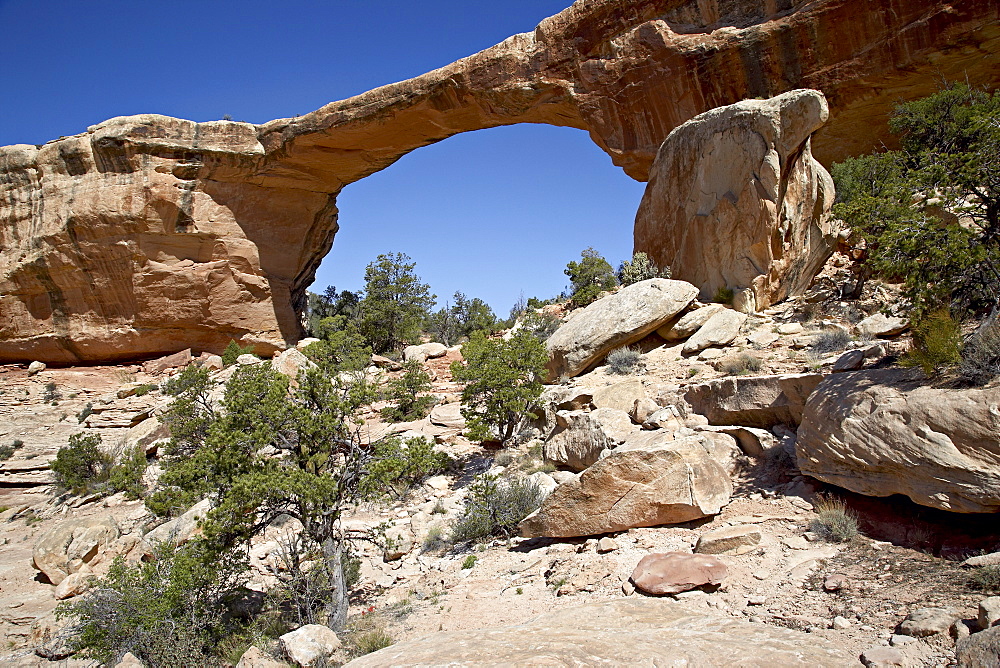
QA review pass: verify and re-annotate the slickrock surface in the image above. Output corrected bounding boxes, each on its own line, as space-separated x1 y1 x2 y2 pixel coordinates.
2 0 997 363
346 597 857 667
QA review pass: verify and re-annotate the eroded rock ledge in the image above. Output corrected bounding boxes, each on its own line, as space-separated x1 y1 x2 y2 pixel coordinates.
1 0 997 363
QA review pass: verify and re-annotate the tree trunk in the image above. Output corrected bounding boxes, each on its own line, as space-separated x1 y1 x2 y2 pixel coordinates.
322 537 348 631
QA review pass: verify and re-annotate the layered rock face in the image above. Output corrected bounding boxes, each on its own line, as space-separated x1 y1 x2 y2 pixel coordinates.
796 369 1000 513
634 90 838 309
0 118 332 362
2 0 997 362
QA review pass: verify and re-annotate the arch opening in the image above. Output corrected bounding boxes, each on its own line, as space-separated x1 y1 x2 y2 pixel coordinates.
310 123 647 318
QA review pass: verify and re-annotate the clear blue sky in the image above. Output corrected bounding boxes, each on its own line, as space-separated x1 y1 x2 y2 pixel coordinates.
0 1 644 317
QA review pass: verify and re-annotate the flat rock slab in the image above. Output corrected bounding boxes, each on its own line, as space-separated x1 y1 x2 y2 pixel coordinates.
684 372 823 428
345 598 856 667
631 552 728 594
695 525 762 555
898 607 960 637
683 309 748 354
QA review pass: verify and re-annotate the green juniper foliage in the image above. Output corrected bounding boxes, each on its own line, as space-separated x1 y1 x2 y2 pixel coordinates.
359 252 435 354
221 340 256 367
428 291 498 346
832 83 1000 317
565 247 617 307
380 360 436 422
51 433 112 494
451 473 544 542
57 540 244 667
617 251 670 286
450 330 548 445
148 360 445 632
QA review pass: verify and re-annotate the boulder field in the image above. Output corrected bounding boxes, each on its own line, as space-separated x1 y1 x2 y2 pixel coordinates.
1 0 997 363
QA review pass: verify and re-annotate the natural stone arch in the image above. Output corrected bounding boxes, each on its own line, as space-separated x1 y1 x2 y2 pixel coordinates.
0 0 997 363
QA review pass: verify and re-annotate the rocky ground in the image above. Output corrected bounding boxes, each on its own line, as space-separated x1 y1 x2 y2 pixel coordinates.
1 258 998 667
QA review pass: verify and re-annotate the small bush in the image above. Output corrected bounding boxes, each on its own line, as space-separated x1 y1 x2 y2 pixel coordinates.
221 340 256 367
493 450 515 467
618 251 670 286
362 436 451 497
351 629 394 657
961 319 1000 385
380 360 435 422
43 382 60 403
718 353 763 376
50 433 112 494
810 495 859 543
51 434 147 498
133 383 157 397
902 309 962 375
421 526 448 552
461 555 477 569
969 565 1000 593
451 474 543 542
713 286 734 304
606 347 641 375
811 328 853 354
76 402 94 424
108 445 148 500
56 540 242 666
520 310 561 341
0 440 23 461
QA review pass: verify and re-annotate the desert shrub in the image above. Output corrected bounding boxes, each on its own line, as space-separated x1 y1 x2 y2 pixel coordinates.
50 433 113 494
43 382 60 403
810 328 853 354
344 610 395 659
618 251 670 286
461 555 477 569
221 340 256 367
713 286 734 304
76 402 93 424
361 436 451 498
810 495 859 543
51 434 148 498
57 540 243 667
351 628 394 657
565 247 617 308
606 346 641 375
718 353 763 376
969 565 1000 593
450 331 548 446
493 450 515 467
132 383 157 397
961 318 1000 385
451 473 543 542
380 360 435 422
519 310 561 342
0 440 23 461
421 526 448 552
107 445 148 500
902 309 963 375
